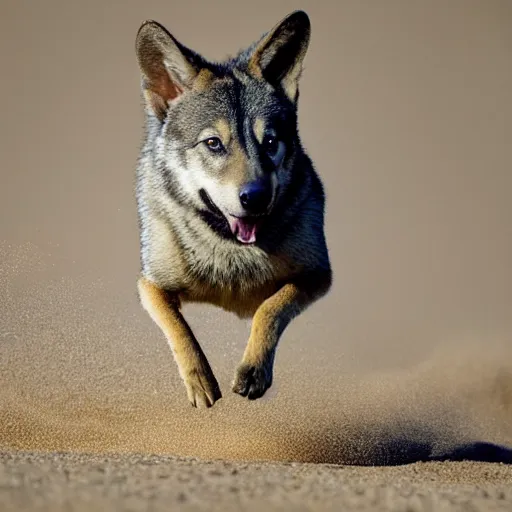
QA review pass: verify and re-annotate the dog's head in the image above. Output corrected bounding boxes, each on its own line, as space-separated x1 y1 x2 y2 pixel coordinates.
135 11 311 244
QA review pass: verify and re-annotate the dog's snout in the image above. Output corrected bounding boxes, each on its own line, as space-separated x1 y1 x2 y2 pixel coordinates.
239 180 272 215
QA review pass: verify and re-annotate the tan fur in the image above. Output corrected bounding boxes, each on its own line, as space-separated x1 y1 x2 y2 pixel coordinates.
192 68 215 91
214 118 232 146
138 277 221 407
221 139 251 187
253 117 266 143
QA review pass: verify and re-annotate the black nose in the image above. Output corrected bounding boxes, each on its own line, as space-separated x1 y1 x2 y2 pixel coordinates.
239 180 272 214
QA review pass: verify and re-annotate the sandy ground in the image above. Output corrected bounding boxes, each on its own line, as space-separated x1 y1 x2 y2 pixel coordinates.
1 452 512 512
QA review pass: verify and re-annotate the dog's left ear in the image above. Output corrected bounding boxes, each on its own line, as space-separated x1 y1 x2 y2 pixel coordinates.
248 10 311 103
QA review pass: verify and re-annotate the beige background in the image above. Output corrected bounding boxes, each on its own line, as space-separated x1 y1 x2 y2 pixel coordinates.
1 0 511 464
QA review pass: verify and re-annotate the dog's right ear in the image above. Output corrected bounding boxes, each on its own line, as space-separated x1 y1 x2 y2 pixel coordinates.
135 20 203 120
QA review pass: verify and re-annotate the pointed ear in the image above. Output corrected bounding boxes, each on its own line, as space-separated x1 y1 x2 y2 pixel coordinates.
248 10 311 103
135 20 203 120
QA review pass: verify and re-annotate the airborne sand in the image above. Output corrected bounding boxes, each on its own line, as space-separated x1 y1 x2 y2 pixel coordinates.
1 1 512 511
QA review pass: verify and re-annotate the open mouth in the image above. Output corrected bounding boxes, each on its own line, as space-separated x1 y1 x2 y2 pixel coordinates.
199 189 265 245
226 216 263 245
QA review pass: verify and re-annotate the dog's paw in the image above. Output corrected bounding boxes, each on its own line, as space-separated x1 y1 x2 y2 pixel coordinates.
232 361 273 400
184 365 222 408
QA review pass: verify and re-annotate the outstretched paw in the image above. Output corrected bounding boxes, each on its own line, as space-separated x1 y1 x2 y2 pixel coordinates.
232 361 273 400
184 365 222 408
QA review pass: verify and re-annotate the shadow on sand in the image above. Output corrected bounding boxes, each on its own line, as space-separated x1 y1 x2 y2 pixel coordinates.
298 418 512 466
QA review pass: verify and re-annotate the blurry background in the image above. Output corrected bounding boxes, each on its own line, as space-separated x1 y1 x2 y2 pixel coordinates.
1 0 511 464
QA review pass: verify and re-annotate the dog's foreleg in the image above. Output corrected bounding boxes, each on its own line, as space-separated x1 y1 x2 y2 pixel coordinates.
232 272 331 400
138 277 222 407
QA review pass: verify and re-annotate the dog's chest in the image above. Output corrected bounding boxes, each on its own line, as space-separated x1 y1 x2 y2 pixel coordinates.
181 239 294 317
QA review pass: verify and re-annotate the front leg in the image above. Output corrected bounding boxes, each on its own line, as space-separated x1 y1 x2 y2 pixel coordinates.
138 277 222 408
232 271 332 400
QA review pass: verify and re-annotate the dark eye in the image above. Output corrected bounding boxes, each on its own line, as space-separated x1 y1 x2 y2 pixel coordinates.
263 134 279 156
204 137 224 153
262 134 286 166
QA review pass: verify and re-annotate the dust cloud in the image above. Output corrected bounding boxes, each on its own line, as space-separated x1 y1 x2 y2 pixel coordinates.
2 242 511 466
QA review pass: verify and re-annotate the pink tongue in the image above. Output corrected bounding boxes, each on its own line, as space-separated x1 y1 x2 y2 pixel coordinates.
230 218 258 244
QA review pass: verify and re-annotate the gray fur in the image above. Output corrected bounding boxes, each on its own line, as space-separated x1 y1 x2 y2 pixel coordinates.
134 11 332 405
